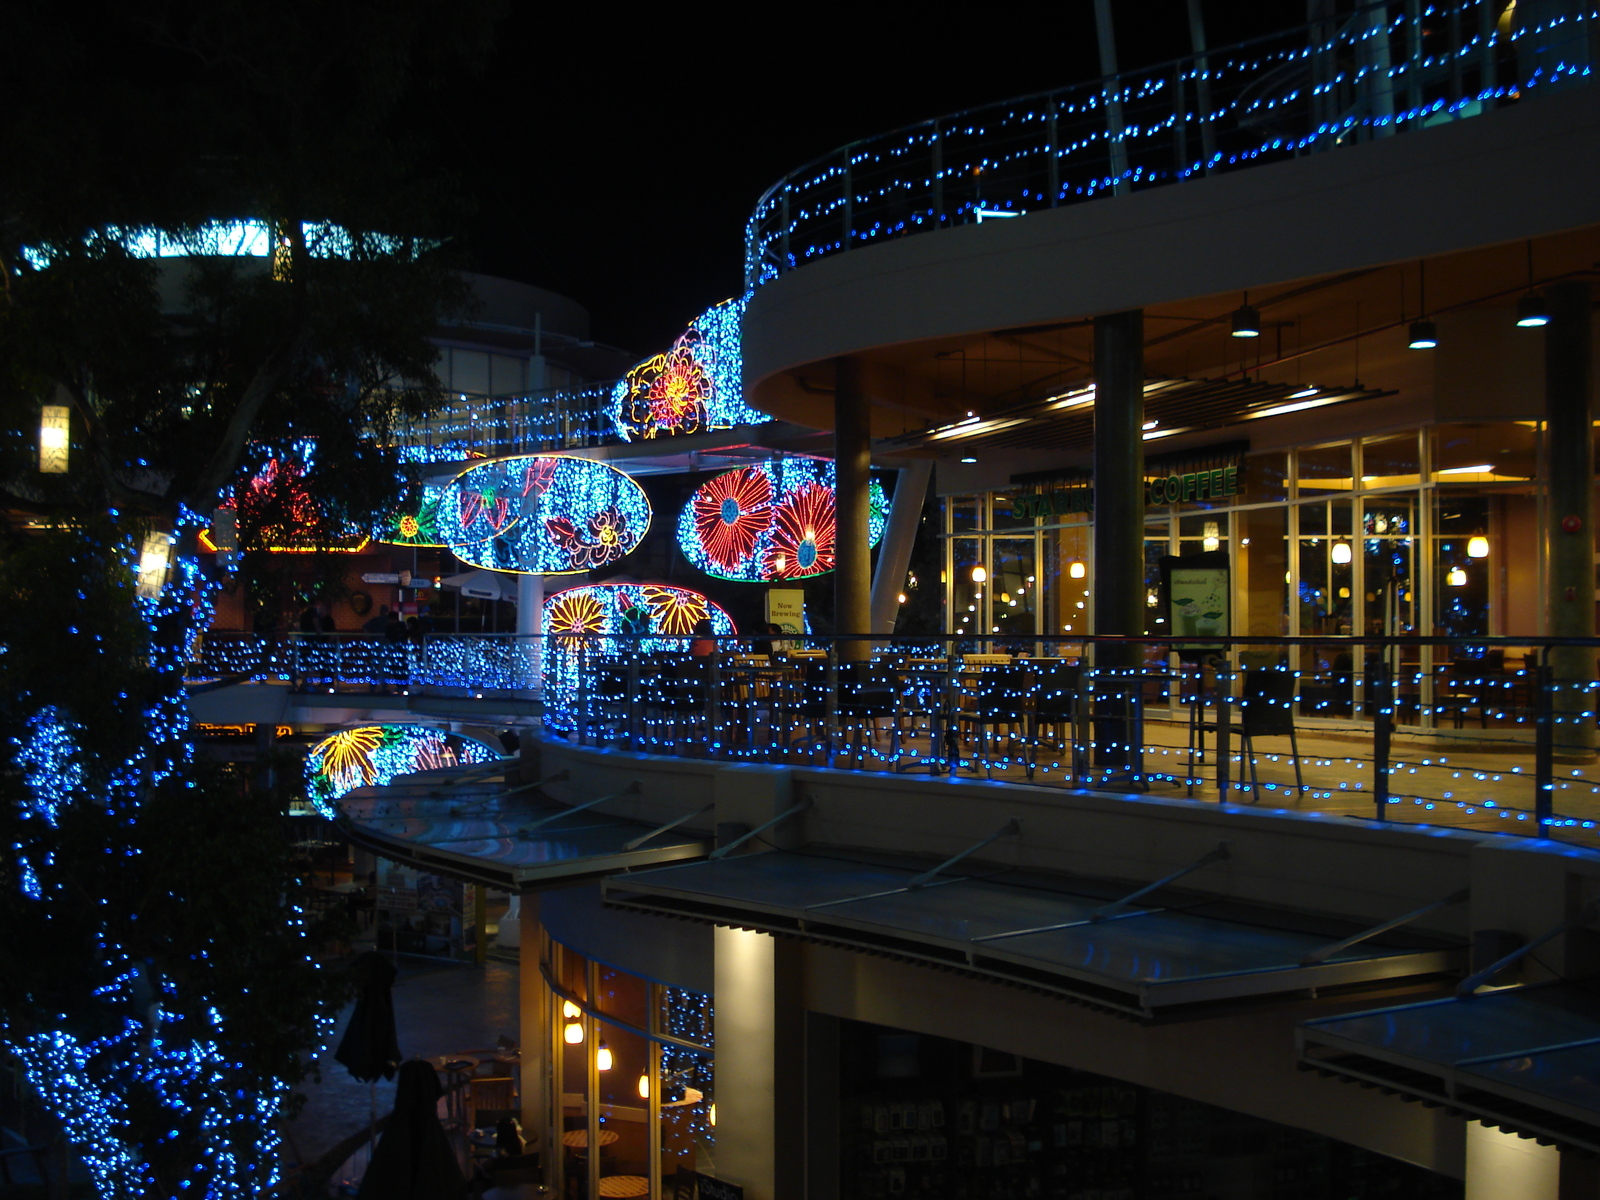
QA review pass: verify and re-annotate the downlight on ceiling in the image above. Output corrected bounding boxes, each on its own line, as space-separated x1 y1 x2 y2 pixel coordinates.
1516 293 1551 328
1231 302 1262 338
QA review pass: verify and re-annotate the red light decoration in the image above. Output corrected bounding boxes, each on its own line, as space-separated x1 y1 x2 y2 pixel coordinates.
691 466 772 574
765 482 836 579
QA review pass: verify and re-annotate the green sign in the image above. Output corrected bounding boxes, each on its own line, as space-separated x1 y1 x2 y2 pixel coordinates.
1146 465 1238 506
1007 464 1240 520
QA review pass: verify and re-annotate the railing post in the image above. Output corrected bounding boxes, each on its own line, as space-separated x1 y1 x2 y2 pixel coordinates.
840 156 853 252
930 120 943 224
577 641 590 748
1372 658 1393 821
1215 668 1232 800
1535 660 1555 830
1046 102 1060 205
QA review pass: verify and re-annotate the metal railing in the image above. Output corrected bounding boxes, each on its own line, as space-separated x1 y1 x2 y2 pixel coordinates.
744 0 1596 287
391 381 622 463
189 630 1600 845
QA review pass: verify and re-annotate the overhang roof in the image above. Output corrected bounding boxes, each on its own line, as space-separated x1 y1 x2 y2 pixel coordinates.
336 769 709 890
602 849 1462 1019
1298 981 1600 1153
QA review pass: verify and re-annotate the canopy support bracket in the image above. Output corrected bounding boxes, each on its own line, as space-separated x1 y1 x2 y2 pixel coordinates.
906 819 1022 889
625 803 715 852
710 799 814 859
1091 842 1229 922
1300 888 1468 967
517 781 639 836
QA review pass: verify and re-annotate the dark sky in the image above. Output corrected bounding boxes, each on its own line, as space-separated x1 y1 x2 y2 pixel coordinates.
445 1 1307 356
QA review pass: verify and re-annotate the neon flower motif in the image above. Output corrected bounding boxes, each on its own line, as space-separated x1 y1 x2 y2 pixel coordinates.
442 455 651 574
540 584 736 732
645 341 713 435
545 505 631 570
613 298 767 441
546 588 606 644
305 724 502 818
691 467 772 573
641 585 710 636
766 482 836 579
375 483 446 547
677 458 887 581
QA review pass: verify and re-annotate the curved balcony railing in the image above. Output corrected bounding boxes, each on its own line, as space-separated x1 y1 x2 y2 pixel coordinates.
743 0 1596 288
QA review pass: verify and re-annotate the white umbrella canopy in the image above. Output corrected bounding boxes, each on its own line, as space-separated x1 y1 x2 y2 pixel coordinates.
438 569 519 603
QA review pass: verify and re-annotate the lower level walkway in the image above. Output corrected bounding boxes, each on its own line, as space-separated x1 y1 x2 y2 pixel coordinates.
284 955 520 1196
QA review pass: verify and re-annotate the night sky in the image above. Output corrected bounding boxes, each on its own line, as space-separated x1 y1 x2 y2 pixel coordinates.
445 0 1308 357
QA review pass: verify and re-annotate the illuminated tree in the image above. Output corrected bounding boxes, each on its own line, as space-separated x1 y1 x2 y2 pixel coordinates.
0 2 502 1194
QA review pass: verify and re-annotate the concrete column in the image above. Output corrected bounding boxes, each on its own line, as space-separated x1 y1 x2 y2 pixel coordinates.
1543 282 1594 753
869 460 933 636
516 572 544 693
518 891 553 1189
1093 310 1146 652
713 928 805 1200
834 357 873 661
1464 1123 1559 1200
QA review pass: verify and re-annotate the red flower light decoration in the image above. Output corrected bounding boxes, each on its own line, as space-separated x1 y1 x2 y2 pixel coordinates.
764 482 836 579
623 333 713 439
691 466 772 573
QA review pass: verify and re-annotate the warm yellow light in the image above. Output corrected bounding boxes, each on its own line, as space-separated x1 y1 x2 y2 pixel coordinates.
564 1021 584 1045
897 593 907 604
637 1073 650 1099
1202 537 1220 552
1331 542 1352 565
708 1103 716 1126
1467 536 1490 559
1068 561 1086 579
970 565 987 584
562 1000 581 1020
39 405 69 474
596 1043 613 1071
1448 566 1468 587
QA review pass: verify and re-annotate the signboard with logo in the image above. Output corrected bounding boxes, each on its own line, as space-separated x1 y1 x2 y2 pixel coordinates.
1159 551 1230 659
1006 456 1241 520
765 588 805 636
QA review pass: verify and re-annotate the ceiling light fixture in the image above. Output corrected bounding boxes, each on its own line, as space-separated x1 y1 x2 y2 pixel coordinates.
1408 319 1438 350
1231 293 1261 338
1517 241 1550 327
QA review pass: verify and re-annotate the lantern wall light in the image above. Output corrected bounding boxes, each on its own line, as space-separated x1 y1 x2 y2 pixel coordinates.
39 405 69 473
1331 541 1352 565
1467 536 1490 559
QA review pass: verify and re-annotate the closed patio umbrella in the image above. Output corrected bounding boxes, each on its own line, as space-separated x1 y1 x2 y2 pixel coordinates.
357 1059 468 1200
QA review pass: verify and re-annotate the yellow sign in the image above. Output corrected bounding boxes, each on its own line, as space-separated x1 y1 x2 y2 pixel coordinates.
765 588 805 636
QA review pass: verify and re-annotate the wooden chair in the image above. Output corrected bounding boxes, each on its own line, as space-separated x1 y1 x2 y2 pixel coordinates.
467 1076 519 1130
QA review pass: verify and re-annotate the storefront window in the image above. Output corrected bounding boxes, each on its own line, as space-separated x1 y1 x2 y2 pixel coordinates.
948 495 981 532
1435 494 1492 636
595 1022 652 1195
1143 535 1166 634
1296 443 1353 496
989 538 1037 646
1042 522 1091 639
1297 501 1354 636
1361 433 1421 489
597 964 650 1028
1239 507 1289 644
1363 497 1418 637
1238 450 1287 503
950 539 982 639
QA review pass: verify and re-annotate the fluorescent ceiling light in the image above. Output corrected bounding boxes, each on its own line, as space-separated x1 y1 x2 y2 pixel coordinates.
1437 464 1494 475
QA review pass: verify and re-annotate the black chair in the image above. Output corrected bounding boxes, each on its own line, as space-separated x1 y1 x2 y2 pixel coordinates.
959 666 1036 778
1234 669 1305 801
1189 668 1304 802
836 662 899 767
1032 661 1086 782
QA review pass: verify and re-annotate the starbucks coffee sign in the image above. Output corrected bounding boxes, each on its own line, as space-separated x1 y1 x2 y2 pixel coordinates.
1007 464 1240 520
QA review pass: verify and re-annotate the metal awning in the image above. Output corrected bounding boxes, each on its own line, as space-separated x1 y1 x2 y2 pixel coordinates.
602 849 1462 1018
879 375 1395 455
1298 982 1600 1152
336 770 709 890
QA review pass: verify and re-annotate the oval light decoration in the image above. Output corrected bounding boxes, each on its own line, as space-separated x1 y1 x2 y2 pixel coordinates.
540 584 736 730
304 724 504 818
676 458 887 581
438 455 651 574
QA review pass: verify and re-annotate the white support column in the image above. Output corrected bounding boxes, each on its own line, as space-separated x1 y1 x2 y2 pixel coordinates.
1465 1124 1559 1200
516 572 543 694
869 460 933 636
713 927 805 1200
